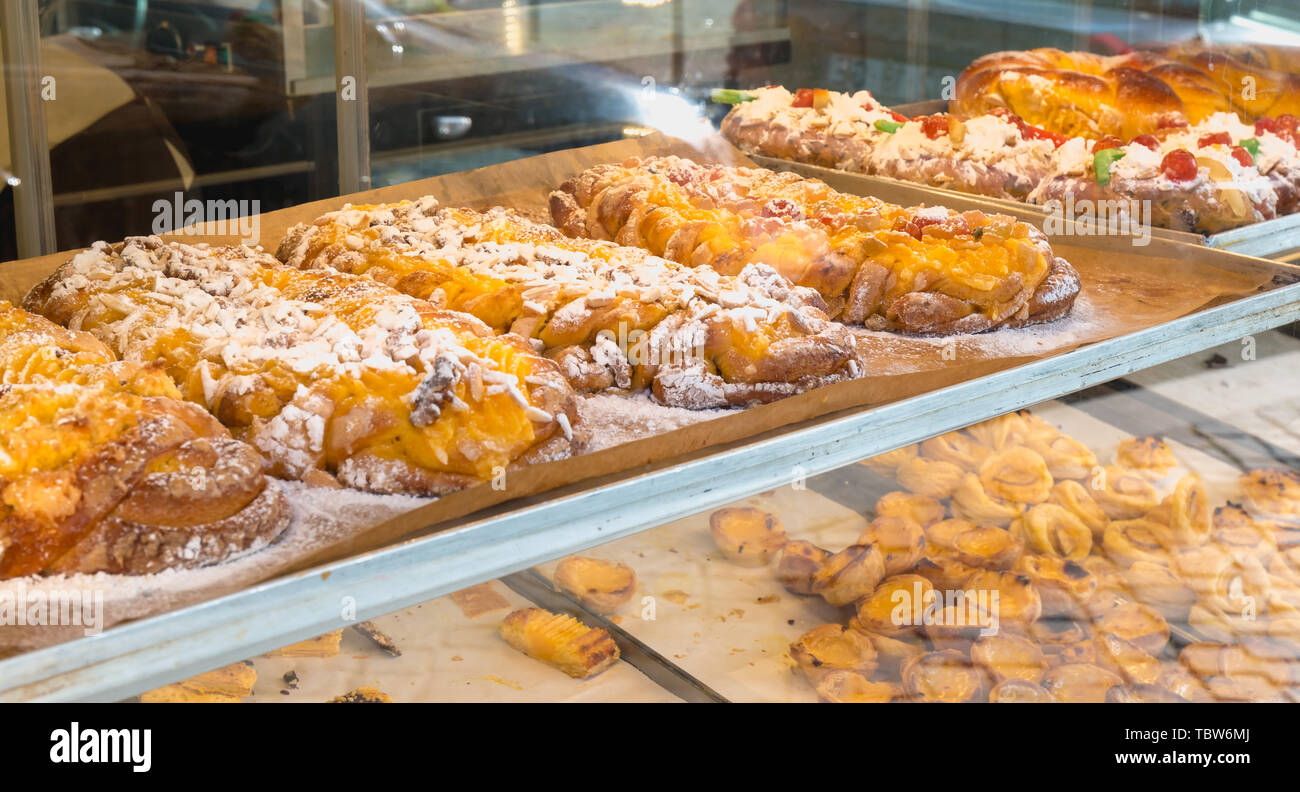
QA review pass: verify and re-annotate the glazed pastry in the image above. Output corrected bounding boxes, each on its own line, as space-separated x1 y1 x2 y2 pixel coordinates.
1040 663 1124 702
25 238 577 495
709 507 787 566
1166 474 1212 547
1013 555 1096 618
1013 503 1092 559
1123 560 1196 621
874 491 945 527
1211 504 1280 560
966 412 1031 451
964 570 1042 628
812 543 887 607
894 457 964 499
859 444 918 477
849 621 926 673
1239 468 1300 520
1030 618 1092 662
278 198 865 408
1094 631 1162 685
1027 433 1097 481
971 633 1047 683
950 473 1026 526
858 515 926 576
989 678 1055 702
1101 518 1174 568
978 447 1054 504
1091 466 1160 519
777 540 831 595
0 302 290 578
901 650 989 703
855 574 933 636
920 518 977 553
914 553 980 591
1047 479 1109 541
919 431 993 472
1089 595 1170 655
498 608 620 678
1116 436 1178 479
550 156 1080 333
950 523 1024 570
814 671 899 703
789 624 878 685
1174 544 1271 615
923 605 987 653
553 557 637 614
1077 554 1131 598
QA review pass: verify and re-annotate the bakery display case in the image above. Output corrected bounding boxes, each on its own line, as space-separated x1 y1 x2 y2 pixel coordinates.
2 1 1300 703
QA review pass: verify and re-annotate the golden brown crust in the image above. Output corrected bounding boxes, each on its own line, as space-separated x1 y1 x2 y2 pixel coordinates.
553 556 638 614
709 507 787 566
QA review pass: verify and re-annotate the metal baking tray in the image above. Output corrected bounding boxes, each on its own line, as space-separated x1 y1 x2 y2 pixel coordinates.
759 98 1300 260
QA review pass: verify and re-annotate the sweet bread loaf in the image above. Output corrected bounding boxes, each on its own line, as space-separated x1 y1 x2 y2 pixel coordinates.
24 238 577 495
276 197 864 409
0 302 289 578
549 156 1079 335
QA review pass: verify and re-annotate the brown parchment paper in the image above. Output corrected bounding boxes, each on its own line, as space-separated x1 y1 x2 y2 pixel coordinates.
0 131 1293 654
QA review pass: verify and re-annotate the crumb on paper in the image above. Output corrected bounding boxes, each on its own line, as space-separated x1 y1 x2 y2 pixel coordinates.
450 581 511 618
352 620 402 656
139 661 257 703
265 629 344 658
756 594 780 604
662 589 690 605
328 686 393 703
476 675 524 691
283 670 299 689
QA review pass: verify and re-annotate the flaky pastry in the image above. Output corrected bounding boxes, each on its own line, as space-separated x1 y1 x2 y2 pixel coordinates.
1090 466 1160 519
979 447 1054 504
1013 503 1092 559
553 556 638 614
858 515 926 575
874 491 945 527
812 543 887 607
950 473 1025 526
1115 436 1178 479
709 507 787 566
894 457 964 499
789 623 878 685
777 540 831 595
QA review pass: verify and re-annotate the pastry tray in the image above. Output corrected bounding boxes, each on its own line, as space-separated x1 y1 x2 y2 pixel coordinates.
865 98 1300 260
2 134 1300 700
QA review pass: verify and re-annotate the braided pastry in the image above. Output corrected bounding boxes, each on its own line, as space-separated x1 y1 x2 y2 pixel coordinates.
550 156 1079 334
0 302 289 578
278 198 863 409
25 238 576 495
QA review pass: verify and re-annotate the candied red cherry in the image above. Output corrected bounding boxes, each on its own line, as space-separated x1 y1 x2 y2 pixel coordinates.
791 88 814 108
1157 115 1190 130
1094 135 1125 151
1130 134 1159 151
1160 149 1199 182
888 109 908 123
1197 131 1233 147
1230 146 1254 168
920 115 950 140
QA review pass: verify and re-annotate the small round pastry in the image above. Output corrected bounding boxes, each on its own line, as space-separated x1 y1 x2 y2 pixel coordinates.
859 444 919 477
950 473 1025 526
811 543 887 607
1090 596 1170 656
965 570 1042 629
814 670 899 703
554 557 638 614
1123 560 1196 621
1166 474 1212 547
854 574 933 637
901 650 989 703
709 507 787 566
1016 410 1060 443
777 540 831 596
895 457 965 499
966 412 1029 451
1014 555 1096 618
979 447 1054 505
874 491 945 527
913 553 980 591
920 431 993 472
1105 684 1189 703
1211 504 1278 560
1030 617 1092 663
1041 663 1124 702
971 632 1047 683
1156 668 1212 702
1048 479 1110 541
848 620 925 673
952 524 1024 570
858 515 926 576
1047 639 1100 667
1174 544 1271 614
1027 433 1097 481
1116 436 1178 479
789 623 878 685
1013 503 1092 559
1077 555 1130 599
1101 518 1174 568
922 518 978 553
1239 468 1300 520
1090 466 1160 519
923 605 986 653
1094 631 1162 685
989 678 1055 702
